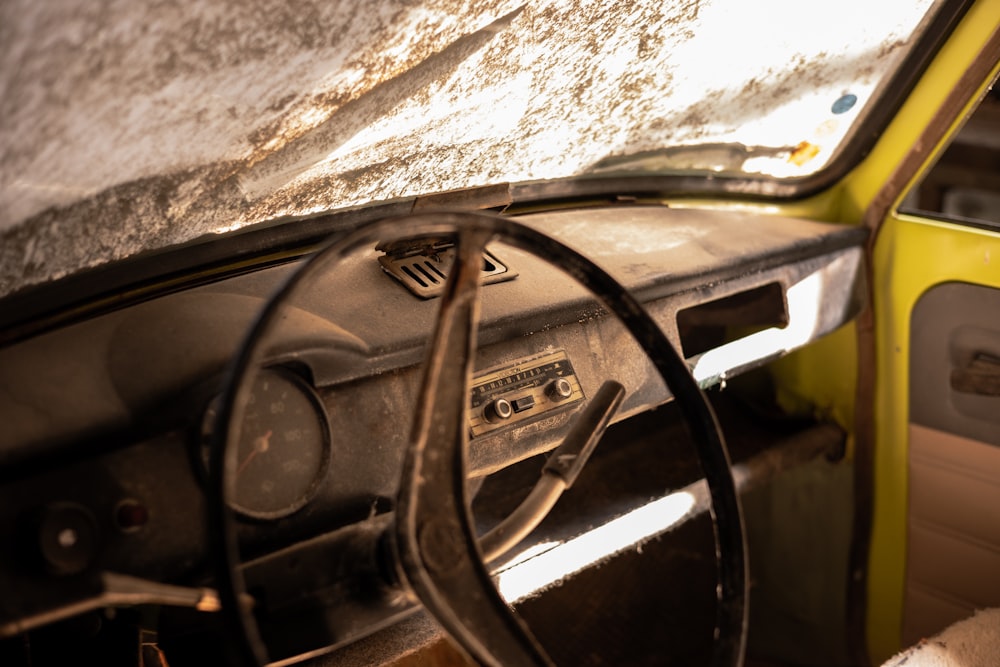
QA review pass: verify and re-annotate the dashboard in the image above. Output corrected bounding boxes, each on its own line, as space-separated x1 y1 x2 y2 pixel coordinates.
0 204 865 664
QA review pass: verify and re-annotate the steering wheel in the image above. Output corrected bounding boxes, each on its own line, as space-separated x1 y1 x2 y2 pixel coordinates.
208 211 748 666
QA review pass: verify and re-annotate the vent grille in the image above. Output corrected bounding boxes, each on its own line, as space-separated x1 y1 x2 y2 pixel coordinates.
378 246 516 298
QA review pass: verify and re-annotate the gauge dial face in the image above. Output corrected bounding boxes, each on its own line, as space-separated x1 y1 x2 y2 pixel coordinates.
208 369 330 520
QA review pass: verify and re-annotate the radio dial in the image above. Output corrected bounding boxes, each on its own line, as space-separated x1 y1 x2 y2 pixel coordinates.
484 398 514 423
547 378 574 401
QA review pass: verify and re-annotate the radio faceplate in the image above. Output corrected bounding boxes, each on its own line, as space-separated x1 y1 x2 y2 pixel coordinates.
469 350 584 438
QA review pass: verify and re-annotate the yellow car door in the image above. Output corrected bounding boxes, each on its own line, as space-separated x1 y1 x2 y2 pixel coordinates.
837 1 1000 660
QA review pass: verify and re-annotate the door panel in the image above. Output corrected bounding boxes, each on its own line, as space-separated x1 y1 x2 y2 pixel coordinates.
905 282 1000 643
905 423 1000 643
868 212 1000 660
911 282 1000 445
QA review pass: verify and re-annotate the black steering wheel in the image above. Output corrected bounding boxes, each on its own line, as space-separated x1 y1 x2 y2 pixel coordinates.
208 211 748 666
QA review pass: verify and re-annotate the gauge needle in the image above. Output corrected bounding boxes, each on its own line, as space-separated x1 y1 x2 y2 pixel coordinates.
236 430 272 477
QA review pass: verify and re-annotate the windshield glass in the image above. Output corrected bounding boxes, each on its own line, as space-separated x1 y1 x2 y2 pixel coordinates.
1 0 943 296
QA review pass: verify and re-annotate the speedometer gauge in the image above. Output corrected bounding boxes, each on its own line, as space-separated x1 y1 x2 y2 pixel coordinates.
205 368 330 520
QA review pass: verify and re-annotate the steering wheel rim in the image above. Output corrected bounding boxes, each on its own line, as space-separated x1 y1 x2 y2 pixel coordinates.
209 210 748 666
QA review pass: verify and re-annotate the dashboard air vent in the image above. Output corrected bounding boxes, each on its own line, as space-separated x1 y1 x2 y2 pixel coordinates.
377 238 517 299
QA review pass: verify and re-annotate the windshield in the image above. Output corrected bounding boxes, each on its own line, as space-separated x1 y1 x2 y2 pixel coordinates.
1 0 944 296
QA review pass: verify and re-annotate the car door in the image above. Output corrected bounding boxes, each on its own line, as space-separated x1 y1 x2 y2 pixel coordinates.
850 6 1000 661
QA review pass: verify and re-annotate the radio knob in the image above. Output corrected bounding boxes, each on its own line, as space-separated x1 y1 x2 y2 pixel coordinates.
547 378 573 401
484 398 514 423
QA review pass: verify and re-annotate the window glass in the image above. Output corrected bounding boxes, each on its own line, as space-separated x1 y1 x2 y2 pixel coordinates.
901 81 1000 228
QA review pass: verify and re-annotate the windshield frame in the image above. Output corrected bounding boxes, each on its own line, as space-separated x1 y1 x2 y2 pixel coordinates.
0 0 976 347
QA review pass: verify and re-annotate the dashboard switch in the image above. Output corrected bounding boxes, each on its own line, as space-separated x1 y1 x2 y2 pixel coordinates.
484 398 514 423
115 499 149 533
37 503 99 575
512 396 535 413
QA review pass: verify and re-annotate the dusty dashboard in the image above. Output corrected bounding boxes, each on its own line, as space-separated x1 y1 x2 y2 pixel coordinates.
0 204 866 662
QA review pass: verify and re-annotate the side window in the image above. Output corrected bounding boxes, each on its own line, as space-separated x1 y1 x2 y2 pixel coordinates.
901 82 1000 228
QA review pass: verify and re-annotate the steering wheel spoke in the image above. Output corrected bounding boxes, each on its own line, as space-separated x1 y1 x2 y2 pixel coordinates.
394 228 553 667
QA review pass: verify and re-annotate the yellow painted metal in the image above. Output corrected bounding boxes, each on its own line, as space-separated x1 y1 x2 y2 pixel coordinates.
771 323 858 433
867 215 1000 662
849 0 1000 660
